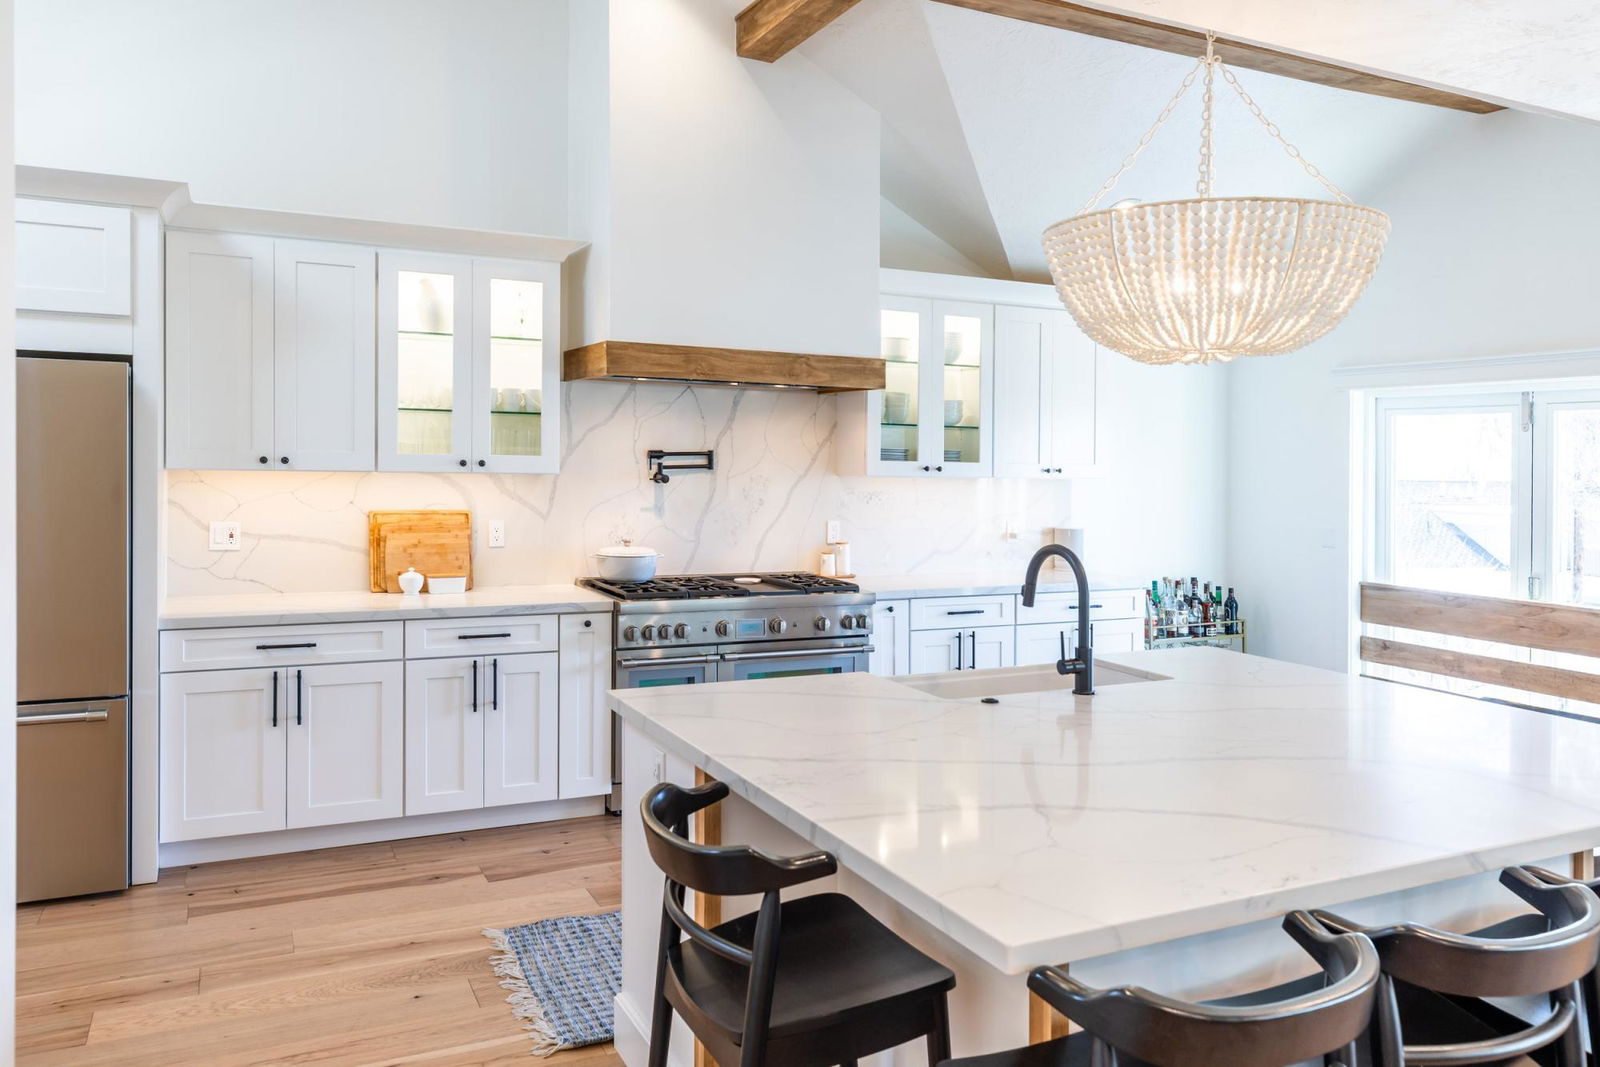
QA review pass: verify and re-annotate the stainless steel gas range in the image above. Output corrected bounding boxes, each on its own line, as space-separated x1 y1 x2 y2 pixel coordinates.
579 572 876 687
578 572 876 810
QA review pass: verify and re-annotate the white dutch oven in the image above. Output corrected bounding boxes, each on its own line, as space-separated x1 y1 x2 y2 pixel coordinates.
593 540 661 582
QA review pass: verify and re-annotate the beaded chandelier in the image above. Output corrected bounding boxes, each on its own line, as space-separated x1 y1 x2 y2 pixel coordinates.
1042 34 1390 366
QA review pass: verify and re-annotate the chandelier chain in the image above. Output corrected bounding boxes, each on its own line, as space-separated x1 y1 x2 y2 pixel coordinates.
1079 56 1205 214
1196 32 1216 198
1218 63 1353 203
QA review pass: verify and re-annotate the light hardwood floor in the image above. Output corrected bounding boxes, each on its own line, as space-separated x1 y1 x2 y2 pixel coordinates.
15 816 628 1066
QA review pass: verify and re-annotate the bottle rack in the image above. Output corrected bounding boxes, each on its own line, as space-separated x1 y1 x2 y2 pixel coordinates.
1147 619 1247 652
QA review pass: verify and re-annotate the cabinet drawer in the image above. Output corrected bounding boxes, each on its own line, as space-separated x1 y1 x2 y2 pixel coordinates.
1016 589 1142 625
160 621 404 673
404 615 558 659
910 595 1015 630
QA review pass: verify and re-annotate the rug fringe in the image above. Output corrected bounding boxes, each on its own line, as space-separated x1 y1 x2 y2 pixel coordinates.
483 927 567 1057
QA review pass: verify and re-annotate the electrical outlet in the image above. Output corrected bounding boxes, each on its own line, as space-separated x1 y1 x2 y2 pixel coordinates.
487 519 506 548
825 519 841 544
650 748 665 784
209 521 242 551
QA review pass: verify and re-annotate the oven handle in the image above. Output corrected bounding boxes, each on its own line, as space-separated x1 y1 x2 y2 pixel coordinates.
719 645 874 662
617 653 720 668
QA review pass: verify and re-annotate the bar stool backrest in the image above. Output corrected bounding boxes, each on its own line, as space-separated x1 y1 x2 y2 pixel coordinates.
1313 867 1600 998
1029 912 1380 1067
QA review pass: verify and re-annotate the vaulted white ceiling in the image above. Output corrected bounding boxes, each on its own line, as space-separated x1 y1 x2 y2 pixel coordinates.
799 0 1541 281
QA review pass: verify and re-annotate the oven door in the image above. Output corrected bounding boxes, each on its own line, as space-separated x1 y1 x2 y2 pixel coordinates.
716 640 872 683
615 645 718 689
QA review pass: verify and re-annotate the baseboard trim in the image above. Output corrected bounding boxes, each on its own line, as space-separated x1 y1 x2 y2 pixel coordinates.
158 796 607 867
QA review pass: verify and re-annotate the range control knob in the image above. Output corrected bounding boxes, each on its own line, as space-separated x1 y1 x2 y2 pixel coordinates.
715 620 731 638
840 615 856 630
814 616 831 632
674 623 689 639
623 625 639 642
768 618 790 635
641 624 657 640
852 613 870 630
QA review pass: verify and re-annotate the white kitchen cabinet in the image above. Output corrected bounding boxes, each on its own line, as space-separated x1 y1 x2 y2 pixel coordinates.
869 600 910 677
165 231 275 469
483 652 560 807
558 613 613 799
286 661 404 828
167 233 375 471
843 296 994 478
1016 618 1144 666
159 668 287 841
16 199 131 315
404 656 485 815
378 253 561 474
273 240 376 471
909 626 1015 673
993 304 1099 479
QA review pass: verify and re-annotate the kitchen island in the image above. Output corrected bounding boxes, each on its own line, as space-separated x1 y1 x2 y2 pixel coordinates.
611 647 1600 1065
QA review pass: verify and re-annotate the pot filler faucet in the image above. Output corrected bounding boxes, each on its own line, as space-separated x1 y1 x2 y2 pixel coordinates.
1020 544 1095 695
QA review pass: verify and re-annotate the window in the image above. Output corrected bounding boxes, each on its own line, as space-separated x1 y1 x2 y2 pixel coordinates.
1374 388 1600 605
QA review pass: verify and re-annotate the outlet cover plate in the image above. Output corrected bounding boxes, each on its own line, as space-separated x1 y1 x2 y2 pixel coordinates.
209 521 242 551
487 519 506 548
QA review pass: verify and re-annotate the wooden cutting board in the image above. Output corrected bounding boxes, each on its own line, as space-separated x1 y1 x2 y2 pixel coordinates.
368 510 472 592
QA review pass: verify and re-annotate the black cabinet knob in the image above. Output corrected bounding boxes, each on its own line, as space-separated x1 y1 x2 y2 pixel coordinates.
583 619 593 628
279 456 289 465
935 465 943 472
259 456 269 464
921 465 930 472
458 459 468 467
477 459 486 468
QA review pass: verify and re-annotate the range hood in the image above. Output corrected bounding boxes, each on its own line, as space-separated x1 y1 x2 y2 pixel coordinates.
563 341 885 393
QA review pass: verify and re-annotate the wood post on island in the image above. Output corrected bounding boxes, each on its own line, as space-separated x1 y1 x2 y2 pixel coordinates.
691 768 722 1067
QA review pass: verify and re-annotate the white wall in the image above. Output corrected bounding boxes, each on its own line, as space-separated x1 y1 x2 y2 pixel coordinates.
881 198 987 277
16 0 569 235
1226 109 1600 669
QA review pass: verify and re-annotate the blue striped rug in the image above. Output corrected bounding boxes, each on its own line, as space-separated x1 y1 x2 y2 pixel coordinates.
483 911 621 1055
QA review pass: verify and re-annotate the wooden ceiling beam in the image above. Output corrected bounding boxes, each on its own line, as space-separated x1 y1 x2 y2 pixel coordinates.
736 0 866 62
928 0 1503 113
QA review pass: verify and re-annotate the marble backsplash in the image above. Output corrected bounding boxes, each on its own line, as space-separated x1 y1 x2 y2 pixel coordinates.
166 381 1075 596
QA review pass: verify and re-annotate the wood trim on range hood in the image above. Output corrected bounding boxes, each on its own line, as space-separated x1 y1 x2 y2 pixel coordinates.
562 341 886 393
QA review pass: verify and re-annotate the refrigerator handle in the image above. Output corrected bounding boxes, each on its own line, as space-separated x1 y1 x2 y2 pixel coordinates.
271 670 279 728
18 708 109 726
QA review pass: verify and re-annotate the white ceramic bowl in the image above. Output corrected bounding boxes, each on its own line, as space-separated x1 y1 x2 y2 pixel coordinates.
594 542 660 582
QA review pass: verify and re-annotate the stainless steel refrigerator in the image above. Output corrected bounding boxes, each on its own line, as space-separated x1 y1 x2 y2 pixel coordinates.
16 351 130 902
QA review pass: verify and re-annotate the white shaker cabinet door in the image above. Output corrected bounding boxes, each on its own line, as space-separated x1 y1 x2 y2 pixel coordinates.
1017 619 1144 666
909 627 965 674
286 661 404 829
273 240 376 471
16 199 132 315
559 613 613 799
869 600 910 677
159 668 287 842
166 231 275 469
484 652 560 807
404 657 484 815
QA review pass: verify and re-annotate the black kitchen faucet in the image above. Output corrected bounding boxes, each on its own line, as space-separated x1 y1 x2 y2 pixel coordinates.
1020 544 1095 695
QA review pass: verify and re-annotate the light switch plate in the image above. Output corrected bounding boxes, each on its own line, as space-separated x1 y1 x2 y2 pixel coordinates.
487 519 506 548
209 521 242 551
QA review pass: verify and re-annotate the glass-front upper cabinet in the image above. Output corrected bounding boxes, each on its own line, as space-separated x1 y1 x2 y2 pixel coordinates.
378 253 561 473
869 296 993 477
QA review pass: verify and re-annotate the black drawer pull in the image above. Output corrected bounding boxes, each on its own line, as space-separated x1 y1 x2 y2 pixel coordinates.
457 632 511 641
945 609 985 616
256 642 318 650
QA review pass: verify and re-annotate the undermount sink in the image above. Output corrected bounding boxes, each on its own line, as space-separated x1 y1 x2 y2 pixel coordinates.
899 662 1168 701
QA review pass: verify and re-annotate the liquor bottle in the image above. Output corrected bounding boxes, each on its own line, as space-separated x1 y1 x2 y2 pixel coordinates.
1224 587 1239 635
1188 577 1202 637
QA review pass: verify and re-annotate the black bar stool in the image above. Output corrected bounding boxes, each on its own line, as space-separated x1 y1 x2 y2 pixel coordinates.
1312 866 1600 1067
938 911 1380 1067
642 780 956 1067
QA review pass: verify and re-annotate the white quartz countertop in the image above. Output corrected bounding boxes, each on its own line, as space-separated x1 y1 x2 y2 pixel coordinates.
612 647 1600 974
854 570 1144 599
159 584 613 629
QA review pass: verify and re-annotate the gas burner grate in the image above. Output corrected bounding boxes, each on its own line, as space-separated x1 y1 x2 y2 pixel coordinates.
760 572 862 594
578 576 753 601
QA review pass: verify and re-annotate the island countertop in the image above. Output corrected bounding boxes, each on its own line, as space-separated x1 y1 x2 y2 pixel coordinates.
611 647 1600 974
